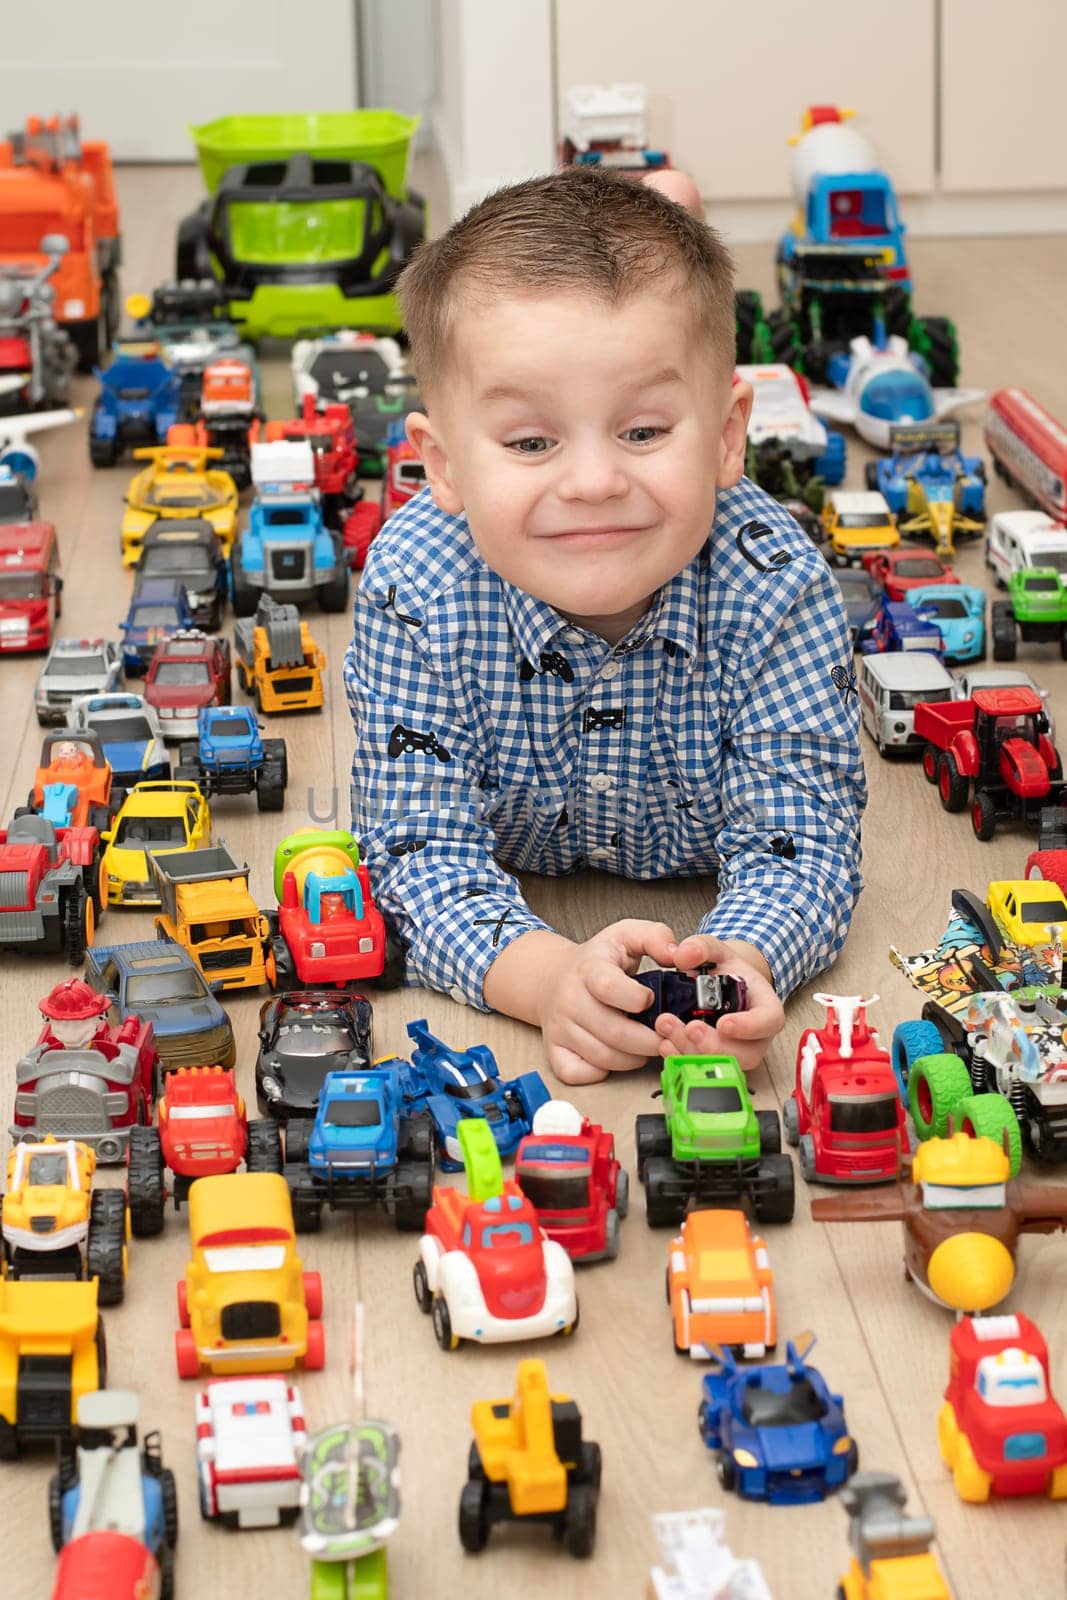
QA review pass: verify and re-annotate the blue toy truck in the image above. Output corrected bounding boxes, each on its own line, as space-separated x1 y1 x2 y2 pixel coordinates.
281 1064 435 1233
399 1018 551 1171
173 703 287 812
859 598 944 659
697 1335 857 1506
49 1389 179 1596
231 441 349 617
120 578 194 674
89 347 182 467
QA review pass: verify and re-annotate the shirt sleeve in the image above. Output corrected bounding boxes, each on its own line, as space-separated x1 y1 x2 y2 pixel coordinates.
344 559 551 1011
698 557 867 997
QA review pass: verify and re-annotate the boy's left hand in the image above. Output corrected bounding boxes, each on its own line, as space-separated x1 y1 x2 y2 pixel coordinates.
652 934 785 1074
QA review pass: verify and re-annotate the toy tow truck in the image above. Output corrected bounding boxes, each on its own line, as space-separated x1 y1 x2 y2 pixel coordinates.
914 686 1063 841
459 1358 601 1557
150 843 272 991
636 1056 794 1227
233 592 325 714
837 1473 952 1600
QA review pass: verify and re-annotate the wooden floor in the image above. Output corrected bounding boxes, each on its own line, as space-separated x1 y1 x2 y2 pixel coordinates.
4 164 1067 1600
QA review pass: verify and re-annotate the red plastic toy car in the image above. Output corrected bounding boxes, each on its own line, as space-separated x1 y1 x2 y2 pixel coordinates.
269 830 405 991
784 993 906 1185
514 1101 628 1262
144 629 231 742
49 1531 161 1600
13 978 158 1163
0 520 61 652
862 547 956 601
939 1312 1067 1502
126 1066 283 1236
255 397 382 568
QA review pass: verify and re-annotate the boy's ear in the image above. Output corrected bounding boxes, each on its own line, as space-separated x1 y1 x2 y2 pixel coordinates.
715 378 754 490
406 411 465 516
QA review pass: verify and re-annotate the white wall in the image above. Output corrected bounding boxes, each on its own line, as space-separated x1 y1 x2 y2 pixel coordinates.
0 0 358 162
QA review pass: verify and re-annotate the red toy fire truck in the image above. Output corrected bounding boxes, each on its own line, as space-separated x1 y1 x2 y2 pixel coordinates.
784 994 906 1184
0 520 61 651
939 1313 1067 1502
514 1101 628 1262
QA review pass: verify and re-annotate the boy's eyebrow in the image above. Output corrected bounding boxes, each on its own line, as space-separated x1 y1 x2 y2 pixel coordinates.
476 366 686 406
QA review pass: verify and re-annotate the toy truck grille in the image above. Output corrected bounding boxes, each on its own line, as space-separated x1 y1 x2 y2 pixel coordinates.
200 947 253 972
0 911 42 940
273 673 313 693
0 870 30 906
267 546 309 586
16 1081 116 1135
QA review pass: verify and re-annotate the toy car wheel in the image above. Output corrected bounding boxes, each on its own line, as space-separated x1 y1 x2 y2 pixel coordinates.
127 1124 166 1237
578 1440 602 1490
48 1454 77 1551
175 1327 199 1379
230 547 259 618
256 768 285 813
957 1093 1023 1177
864 462 880 491
890 1019 945 1102
756 1110 781 1155
245 1119 284 1174
921 744 939 784
303 1319 326 1371
798 1134 817 1183
603 1207 620 1261
937 753 969 813
458 1478 489 1552
951 1429 993 1504
94 1316 108 1386
716 1451 737 1493
61 882 92 967
564 1483 598 1559
284 1120 313 1165
86 1188 129 1305
642 1157 681 1228
936 1400 960 1468
89 433 118 468
160 1466 179 1545
174 763 200 784
319 564 351 615
971 790 997 842
845 1440 859 1478
291 1195 323 1233
991 602 1017 662
432 1295 458 1351
158 1539 175 1600
397 1115 433 1164
377 922 408 990
271 935 297 992
413 1259 433 1313
634 1114 671 1180
782 1096 800 1147
467 1442 485 1481
752 1154 795 1225
393 1160 433 1232
613 1167 629 1219
908 1052 973 1141
302 1270 324 1319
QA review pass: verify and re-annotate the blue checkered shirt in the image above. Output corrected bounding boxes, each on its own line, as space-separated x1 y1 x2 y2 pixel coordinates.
344 478 867 1010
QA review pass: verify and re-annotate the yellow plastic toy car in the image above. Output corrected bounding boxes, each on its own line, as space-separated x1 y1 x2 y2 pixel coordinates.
120 439 239 567
459 1358 601 1557
823 490 899 566
0 1278 103 1458
2 1136 128 1305
987 878 1067 948
837 1472 952 1600
101 778 211 906
175 1171 325 1378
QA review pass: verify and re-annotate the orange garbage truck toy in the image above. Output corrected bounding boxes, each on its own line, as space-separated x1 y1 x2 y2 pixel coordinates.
0 115 120 369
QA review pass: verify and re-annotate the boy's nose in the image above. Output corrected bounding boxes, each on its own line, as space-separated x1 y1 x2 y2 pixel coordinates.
554 442 630 504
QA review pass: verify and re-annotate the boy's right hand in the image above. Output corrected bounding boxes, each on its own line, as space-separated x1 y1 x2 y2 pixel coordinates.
532 919 679 1085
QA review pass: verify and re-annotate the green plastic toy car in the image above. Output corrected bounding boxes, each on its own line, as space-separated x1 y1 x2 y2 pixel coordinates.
176 113 426 340
992 568 1067 662
635 1055 795 1227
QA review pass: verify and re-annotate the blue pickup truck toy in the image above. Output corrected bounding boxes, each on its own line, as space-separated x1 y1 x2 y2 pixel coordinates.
281 1064 435 1233
173 703 287 812
698 1335 857 1506
399 1018 551 1171
231 441 349 617
89 346 183 467
859 598 944 659
120 578 194 674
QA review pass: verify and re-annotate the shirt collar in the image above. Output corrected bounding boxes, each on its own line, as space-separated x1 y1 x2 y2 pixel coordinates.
501 548 703 670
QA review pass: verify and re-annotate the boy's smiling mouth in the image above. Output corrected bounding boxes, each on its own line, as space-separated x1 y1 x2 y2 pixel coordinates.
542 524 653 543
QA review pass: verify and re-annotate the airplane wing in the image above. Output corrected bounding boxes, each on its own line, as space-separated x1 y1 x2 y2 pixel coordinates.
0 407 81 444
931 387 986 420
808 389 857 425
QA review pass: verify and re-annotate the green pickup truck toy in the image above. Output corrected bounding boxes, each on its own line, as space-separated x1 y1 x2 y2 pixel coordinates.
992 568 1067 662
635 1055 795 1227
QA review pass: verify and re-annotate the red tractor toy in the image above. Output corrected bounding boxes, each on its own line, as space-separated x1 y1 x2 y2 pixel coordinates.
268 829 405 991
939 1312 1067 1502
126 1065 282 1237
784 994 907 1185
514 1101 628 1262
914 686 1064 841
0 814 104 963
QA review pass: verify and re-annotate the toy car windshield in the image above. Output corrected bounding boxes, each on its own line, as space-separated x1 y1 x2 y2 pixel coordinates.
300 1420 400 1561
740 1377 826 1428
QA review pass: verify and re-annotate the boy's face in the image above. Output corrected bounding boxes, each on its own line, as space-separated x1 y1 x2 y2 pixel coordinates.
407 285 752 642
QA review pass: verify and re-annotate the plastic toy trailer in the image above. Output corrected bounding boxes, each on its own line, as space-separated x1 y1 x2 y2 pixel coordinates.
150 843 271 990
233 592 324 714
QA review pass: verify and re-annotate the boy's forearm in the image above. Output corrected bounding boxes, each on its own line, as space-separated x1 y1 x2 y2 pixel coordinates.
482 929 577 1025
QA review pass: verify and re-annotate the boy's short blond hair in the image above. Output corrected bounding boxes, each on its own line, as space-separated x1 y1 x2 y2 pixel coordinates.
397 165 736 392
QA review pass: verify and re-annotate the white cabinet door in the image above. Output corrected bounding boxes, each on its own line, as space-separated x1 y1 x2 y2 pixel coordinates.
555 0 937 200
941 0 1067 191
0 0 357 161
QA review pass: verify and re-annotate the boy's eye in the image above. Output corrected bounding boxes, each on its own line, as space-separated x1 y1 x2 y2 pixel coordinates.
623 425 666 444
506 436 554 456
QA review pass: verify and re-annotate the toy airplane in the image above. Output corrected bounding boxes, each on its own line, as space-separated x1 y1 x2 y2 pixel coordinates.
810 336 983 450
0 405 81 480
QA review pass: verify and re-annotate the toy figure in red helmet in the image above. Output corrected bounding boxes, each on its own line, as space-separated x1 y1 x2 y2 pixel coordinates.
37 978 140 1060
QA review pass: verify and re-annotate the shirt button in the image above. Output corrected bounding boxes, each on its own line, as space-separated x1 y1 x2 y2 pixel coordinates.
588 772 614 794
448 986 467 1006
600 659 621 680
589 845 614 862
564 627 585 643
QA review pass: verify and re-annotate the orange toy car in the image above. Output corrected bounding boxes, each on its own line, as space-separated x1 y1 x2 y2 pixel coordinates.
191 359 260 490
0 115 120 369
667 1208 776 1360
27 729 114 833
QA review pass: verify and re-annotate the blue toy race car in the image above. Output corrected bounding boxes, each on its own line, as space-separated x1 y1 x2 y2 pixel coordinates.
120 578 194 674
49 1389 178 1595
89 346 183 467
698 1335 857 1505
86 939 235 1072
859 598 943 658
906 583 986 665
400 1018 551 1171
871 421 986 557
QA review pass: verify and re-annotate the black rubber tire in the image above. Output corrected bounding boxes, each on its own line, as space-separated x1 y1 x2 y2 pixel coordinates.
756 1110 782 1155
161 1467 179 1546
61 883 90 967
991 602 1017 662
290 1194 323 1233
245 1119 283 1174
642 1156 681 1228
937 752 969 813
319 559 350 614
913 314 960 387
734 288 768 364
175 212 215 282
564 1483 598 1558
86 1188 128 1305
432 1294 456 1351
579 1440 603 1490
48 1469 68 1552
865 461 881 491
753 1153 796 1224
271 935 297 991
89 430 118 468
766 306 799 365
717 1451 736 1492
230 547 259 617
158 1539 175 1600
95 1316 108 1387
68 316 103 373
634 1114 670 1180
127 1124 166 1238
397 1116 433 1164
413 1258 432 1313
972 790 997 842
284 1121 313 1165
376 923 407 990
256 769 285 813
393 1160 433 1232
458 1478 489 1552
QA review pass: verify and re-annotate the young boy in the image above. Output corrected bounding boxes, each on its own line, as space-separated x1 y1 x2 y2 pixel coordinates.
343 166 866 1086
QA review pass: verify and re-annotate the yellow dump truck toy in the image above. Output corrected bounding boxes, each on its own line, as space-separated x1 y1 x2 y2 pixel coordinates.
233 593 325 714
0 1278 103 1458
149 841 272 991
